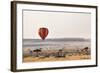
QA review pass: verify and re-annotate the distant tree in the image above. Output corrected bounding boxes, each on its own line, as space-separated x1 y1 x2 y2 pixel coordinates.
81 47 89 55
33 48 42 57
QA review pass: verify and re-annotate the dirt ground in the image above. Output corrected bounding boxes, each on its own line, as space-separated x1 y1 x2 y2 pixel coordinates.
23 55 91 63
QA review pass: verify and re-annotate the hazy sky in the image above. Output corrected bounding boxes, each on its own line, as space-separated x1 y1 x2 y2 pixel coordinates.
23 10 91 39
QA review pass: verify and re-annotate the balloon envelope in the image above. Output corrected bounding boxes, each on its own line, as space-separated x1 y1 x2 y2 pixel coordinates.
38 27 49 40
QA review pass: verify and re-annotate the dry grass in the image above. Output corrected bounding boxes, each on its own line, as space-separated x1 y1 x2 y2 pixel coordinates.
23 55 91 63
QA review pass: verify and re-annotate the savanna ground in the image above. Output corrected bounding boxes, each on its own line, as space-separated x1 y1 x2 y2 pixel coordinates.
23 55 90 62
23 49 91 63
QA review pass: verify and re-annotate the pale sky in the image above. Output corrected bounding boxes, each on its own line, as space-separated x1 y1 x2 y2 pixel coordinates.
23 10 91 39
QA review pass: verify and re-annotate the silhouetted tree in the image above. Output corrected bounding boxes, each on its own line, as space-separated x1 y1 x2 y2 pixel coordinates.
33 48 42 57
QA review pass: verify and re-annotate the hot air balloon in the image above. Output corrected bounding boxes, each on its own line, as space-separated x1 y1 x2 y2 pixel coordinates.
38 27 49 40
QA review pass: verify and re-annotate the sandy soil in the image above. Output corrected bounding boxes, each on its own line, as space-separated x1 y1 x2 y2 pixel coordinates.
23 55 91 63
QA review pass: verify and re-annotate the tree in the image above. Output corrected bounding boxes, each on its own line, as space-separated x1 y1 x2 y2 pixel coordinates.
33 48 42 57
